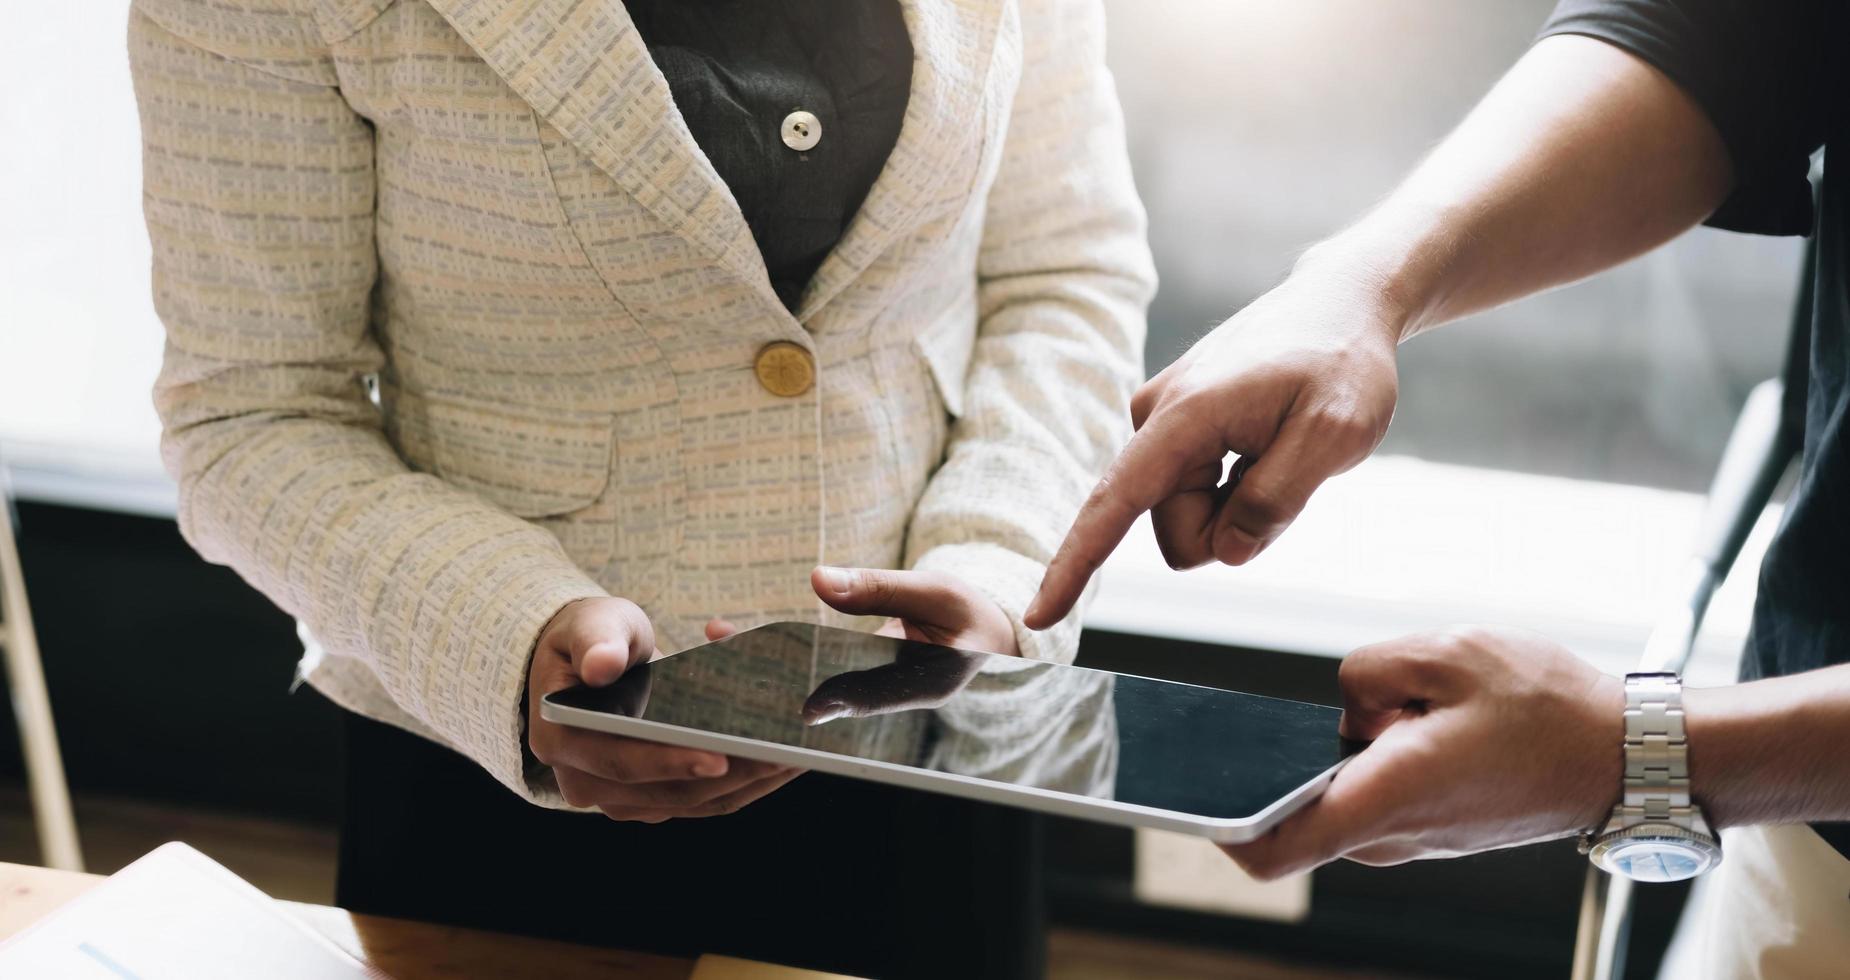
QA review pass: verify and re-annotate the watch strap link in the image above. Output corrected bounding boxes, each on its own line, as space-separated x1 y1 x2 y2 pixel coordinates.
1616 672 1702 829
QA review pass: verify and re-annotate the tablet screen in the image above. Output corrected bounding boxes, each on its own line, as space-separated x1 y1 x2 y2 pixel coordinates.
546 622 1345 821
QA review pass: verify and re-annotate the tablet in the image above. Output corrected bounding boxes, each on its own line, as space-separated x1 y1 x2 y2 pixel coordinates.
540 622 1349 843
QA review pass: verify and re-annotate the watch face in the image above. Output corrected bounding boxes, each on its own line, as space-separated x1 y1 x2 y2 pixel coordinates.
1599 836 1718 883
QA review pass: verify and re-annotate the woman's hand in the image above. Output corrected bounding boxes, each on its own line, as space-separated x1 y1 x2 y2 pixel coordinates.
1026 265 1402 629
708 566 1019 657
1221 627 1624 880
527 597 798 822
813 565 1019 655
700 566 1015 726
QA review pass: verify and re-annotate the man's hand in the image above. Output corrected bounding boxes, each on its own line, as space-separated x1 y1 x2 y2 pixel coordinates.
1025 267 1401 629
527 597 797 822
1025 35 1741 633
1222 627 1623 881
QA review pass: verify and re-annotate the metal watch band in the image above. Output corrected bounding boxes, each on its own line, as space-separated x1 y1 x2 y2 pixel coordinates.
1615 672 1700 828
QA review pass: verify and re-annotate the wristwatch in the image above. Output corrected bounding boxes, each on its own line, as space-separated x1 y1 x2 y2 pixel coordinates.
1579 672 1722 882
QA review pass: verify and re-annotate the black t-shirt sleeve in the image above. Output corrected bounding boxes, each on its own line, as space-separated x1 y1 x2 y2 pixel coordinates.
1540 0 1833 236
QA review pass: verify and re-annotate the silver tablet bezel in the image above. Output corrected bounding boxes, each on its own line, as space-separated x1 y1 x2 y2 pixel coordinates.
539 693 1348 844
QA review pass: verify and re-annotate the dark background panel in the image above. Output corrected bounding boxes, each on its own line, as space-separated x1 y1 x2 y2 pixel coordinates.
0 502 343 821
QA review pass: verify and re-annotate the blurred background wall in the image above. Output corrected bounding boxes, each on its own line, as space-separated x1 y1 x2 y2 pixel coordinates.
0 0 1806 487
1109 0 1801 491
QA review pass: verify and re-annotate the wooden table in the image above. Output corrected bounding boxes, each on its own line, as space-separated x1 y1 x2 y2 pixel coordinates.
0 862 836 980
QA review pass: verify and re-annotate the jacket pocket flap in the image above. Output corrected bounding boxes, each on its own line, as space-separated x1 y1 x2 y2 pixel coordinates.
387 388 614 518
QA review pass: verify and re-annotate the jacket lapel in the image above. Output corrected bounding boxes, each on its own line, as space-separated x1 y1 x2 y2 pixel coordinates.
424 0 780 311
796 0 1007 324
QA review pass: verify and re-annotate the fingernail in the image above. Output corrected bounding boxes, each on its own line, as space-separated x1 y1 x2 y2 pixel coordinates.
692 757 728 778
817 566 855 595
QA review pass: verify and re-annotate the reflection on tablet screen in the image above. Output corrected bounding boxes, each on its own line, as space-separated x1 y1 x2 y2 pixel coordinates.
548 623 1344 821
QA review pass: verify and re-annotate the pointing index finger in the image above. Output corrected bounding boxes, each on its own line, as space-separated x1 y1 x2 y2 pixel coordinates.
1026 426 1190 630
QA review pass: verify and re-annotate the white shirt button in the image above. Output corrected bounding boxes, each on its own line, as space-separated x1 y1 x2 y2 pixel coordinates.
781 110 821 152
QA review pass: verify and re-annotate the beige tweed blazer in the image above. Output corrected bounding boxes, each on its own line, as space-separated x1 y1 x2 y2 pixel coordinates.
131 0 1153 804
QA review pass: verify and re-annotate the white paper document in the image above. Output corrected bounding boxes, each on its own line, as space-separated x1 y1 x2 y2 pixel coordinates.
0 842 388 979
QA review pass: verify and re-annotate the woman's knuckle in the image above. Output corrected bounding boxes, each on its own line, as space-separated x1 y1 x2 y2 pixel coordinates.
1242 855 1284 882
557 778 588 809
713 797 745 816
864 570 898 602
529 732 558 767
915 569 958 594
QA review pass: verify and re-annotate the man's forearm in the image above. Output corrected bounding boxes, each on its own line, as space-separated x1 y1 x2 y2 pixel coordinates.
1302 34 1734 341
1025 32 1744 625
1686 665 1850 828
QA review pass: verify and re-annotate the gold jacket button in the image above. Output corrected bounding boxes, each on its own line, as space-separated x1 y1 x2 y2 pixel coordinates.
754 341 815 397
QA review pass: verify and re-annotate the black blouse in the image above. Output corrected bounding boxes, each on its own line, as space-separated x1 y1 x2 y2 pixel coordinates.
626 0 914 311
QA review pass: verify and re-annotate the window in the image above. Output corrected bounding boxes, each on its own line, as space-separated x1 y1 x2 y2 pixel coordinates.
0 1 162 458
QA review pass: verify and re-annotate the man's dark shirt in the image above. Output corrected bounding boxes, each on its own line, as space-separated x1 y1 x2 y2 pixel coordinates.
1543 0 1850 854
626 0 912 311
